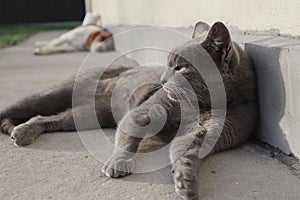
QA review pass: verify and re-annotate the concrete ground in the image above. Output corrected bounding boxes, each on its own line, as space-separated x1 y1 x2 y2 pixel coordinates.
0 30 299 200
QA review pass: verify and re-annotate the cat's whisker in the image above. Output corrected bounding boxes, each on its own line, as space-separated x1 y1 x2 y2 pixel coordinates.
153 84 162 90
162 84 173 93
170 85 210 110
149 84 163 93
173 85 197 97
171 87 197 109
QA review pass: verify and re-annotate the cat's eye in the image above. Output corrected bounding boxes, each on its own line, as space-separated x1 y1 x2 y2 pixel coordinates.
174 66 181 71
174 65 187 73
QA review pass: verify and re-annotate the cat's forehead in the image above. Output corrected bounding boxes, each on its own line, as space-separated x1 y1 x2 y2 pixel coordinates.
170 38 207 61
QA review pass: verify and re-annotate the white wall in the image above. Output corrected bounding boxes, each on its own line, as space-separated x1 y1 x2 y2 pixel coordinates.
91 0 300 36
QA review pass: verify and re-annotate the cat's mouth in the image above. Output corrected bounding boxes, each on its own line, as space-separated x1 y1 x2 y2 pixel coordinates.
163 84 199 103
162 85 178 102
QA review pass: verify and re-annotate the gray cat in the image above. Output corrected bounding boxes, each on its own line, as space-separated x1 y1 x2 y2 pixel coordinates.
0 22 257 200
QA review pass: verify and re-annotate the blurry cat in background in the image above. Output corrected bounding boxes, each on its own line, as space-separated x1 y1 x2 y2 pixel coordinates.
33 13 114 55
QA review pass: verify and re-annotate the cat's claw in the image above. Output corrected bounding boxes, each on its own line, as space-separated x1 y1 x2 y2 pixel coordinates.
10 123 42 146
102 155 135 178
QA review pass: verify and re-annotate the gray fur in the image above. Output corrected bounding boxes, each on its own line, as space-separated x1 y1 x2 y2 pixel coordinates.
0 22 257 200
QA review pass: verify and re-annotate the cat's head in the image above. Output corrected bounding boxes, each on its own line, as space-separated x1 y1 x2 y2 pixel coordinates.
161 22 241 102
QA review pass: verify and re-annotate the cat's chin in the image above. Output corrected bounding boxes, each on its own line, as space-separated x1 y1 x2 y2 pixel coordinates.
167 93 178 102
162 87 179 102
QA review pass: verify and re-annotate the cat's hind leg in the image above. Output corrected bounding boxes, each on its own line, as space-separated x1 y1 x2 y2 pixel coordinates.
10 105 92 146
0 67 125 135
10 101 117 146
34 41 50 48
34 37 76 55
0 85 73 135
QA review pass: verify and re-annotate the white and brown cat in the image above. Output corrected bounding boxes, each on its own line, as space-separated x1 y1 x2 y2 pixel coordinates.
33 25 114 55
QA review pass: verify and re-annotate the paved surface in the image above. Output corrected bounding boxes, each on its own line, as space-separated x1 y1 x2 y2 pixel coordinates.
0 30 299 200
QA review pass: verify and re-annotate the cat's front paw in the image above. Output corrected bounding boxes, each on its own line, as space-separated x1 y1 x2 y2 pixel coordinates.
173 158 199 200
10 123 42 146
33 47 42 55
102 154 135 178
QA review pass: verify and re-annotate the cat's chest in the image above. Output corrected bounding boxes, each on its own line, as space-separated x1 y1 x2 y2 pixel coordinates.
119 66 164 100
109 66 164 115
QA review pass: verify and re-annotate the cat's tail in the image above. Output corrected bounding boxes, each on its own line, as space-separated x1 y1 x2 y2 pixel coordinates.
0 110 7 125
0 107 18 134
0 106 14 125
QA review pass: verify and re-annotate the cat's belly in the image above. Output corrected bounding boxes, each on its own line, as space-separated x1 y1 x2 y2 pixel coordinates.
60 25 101 49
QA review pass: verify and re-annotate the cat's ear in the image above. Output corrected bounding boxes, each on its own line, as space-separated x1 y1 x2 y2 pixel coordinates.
204 22 231 53
202 22 240 72
192 21 210 39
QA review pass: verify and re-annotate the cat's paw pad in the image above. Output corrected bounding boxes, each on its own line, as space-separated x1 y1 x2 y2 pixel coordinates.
102 155 135 178
10 124 42 146
173 160 199 200
0 119 15 135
